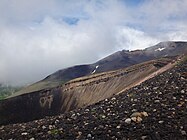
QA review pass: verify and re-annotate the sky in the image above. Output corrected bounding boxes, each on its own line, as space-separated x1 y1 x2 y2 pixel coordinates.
0 0 187 86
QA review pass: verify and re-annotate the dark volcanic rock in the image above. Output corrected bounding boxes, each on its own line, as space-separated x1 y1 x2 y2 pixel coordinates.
1 41 187 127
0 56 186 140
47 41 187 82
94 41 187 73
44 65 93 82
0 57 175 125
0 88 62 125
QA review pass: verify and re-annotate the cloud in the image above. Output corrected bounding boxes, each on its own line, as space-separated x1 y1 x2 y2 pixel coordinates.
137 0 187 33
116 27 159 50
0 0 186 86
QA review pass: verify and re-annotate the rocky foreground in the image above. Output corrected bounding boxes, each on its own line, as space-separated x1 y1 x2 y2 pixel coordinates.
0 58 187 140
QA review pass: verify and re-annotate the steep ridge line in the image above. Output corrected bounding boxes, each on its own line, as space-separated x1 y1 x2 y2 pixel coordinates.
0 57 176 125
12 41 187 96
0 55 186 139
58 57 177 113
116 56 180 95
63 58 173 91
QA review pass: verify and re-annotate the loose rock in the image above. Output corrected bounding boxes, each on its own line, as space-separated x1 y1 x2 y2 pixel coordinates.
125 118 131 124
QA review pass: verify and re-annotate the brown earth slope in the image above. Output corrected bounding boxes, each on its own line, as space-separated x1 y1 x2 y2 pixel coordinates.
0 56 179 125
60 57 177 112
0 55 186 140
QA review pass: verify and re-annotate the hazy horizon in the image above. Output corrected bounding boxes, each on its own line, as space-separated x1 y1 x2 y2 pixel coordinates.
0 0 187 86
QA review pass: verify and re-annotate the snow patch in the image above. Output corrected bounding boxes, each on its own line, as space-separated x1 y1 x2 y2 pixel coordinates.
91 65 99 74
155 47 165 51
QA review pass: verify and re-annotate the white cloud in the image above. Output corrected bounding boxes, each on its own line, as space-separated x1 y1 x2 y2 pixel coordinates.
0 0 186 85
0 16 120 85
137 0 187 33
116 27 159 50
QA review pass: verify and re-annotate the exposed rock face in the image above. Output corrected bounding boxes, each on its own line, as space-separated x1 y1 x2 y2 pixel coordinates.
94 41 187 72
0 87 62 125
60 57 175 111
0 55 186 140
68 41 187 73
0 57 178 125
0 41 187 125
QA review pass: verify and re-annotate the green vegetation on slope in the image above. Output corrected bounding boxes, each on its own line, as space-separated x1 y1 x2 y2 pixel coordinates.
0 85 21 100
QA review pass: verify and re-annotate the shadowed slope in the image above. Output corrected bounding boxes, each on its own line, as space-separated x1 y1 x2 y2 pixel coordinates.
0 55 186 139
0 56 178 125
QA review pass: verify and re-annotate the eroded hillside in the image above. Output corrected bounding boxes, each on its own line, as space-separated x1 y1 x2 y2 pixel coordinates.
60 57 176 112
0 56 179 125
0 55 186 140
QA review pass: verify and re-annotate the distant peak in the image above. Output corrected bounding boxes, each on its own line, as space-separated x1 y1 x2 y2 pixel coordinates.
157 41 187 45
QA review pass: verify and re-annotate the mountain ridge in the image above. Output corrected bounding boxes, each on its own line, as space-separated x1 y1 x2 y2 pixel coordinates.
12 41 187 96
0 41 187 126
0 55 183 125
0 54 186 139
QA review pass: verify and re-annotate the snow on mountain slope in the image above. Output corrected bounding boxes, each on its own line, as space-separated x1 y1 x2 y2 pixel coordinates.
155 47 165 51
91 65 99 74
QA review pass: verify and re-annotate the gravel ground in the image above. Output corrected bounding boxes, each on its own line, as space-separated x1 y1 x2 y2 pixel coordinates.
0 59 187 140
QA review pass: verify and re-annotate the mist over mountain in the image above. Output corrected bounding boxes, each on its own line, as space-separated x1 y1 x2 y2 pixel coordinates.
13 41 187 95
0 0 187 86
